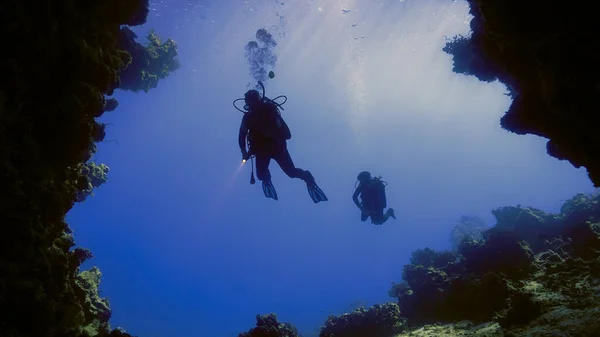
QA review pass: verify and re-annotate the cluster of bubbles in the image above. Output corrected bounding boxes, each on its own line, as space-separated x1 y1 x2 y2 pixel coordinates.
244 28 277 83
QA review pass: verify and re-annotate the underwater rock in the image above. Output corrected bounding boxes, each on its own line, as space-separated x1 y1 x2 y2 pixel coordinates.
394 321 503 337
75 267 113 335
394 242 532 325
76 162 110 202
407 247 458 270
491 206 562 254
502 227 600 335
319 303 406 337
238 313 300 337
117 27 181 93
442 0 600 187
560 193 600 227
0 0 178 335
449 215 489 251
459 228 536 279
395 229 535 325
489 193 600 254
389 192 600 334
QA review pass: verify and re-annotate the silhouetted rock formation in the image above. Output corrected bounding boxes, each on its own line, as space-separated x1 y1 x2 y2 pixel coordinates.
238 314 300 337
449 215 489 251
443 0 600 187
118 27 181 93
319 303 406 337
76 162 110 202
0 0 179 335
389 192 600 335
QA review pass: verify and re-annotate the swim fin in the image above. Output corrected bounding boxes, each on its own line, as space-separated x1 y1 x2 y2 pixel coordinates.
307 182 328 203
262 180 278 200
387 208 397 220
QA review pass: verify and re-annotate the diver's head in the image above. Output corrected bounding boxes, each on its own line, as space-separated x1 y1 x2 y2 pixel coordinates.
357 171 371 183
244 89 261 108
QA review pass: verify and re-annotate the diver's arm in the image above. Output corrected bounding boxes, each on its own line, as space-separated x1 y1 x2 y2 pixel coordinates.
238 115 248 155
352 188 362 210
279 116 291 140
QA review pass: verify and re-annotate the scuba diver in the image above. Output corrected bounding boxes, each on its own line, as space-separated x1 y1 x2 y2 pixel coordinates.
235 82 328 203
352 171 396 225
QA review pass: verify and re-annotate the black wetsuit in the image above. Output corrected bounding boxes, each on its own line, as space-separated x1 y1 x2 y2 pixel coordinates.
353 180 388 224
238 104 314 184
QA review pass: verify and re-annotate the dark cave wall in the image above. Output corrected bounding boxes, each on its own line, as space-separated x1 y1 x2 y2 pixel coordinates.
443 0 600 187
0 0 178 336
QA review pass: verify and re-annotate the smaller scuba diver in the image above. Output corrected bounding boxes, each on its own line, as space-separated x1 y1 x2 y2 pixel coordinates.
235 82 328 203
352 171 396 225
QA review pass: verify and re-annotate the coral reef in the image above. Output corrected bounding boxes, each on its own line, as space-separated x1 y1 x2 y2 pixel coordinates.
118 27 181 93
76 162 110 202
393 321 503 337
75 267 115 336
0 0 179 336
389 192 600 335
449 215 489 251
319 303 406 337
238 313 300 337
443 0 600 187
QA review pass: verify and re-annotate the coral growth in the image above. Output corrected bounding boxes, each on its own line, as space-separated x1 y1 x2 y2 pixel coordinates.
319 303 406 337
238 313 300 337
0 0 179 335
76 162 110 202
75 267 115 336
389 192 600 335
443 0 600 187
118 27 181 93
394 321 503 337
449 215 489 251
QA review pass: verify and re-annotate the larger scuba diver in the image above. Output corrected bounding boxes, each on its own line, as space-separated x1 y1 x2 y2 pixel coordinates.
234 81 328 203
353 171 396 225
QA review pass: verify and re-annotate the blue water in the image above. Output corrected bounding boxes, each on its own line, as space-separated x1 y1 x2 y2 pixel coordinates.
66 0 598 336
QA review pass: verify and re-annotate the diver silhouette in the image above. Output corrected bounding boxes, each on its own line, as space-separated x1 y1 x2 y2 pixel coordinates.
235 82 328 203
353 171 396 225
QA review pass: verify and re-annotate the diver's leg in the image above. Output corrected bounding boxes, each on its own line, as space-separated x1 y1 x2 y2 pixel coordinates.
274 148 314 183
371 210 385 225
255 155 272 182
375 209 396 225
255 155 278 200
274 147 327 202
274 145 327 202
387 208 396 220
361 212 369 222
